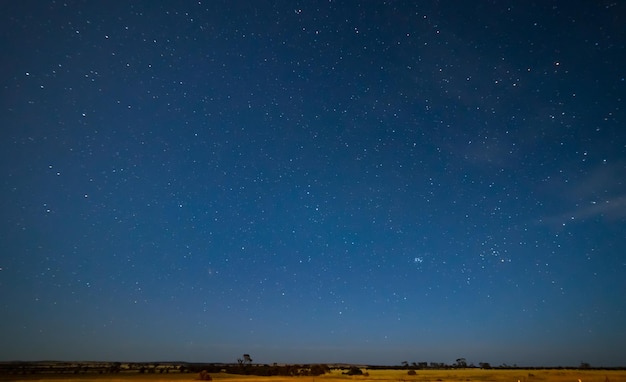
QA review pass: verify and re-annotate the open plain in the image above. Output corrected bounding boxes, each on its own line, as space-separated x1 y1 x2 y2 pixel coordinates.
1 369 625 382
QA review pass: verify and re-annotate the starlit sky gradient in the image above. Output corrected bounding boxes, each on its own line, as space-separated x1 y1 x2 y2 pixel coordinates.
1 0 625 368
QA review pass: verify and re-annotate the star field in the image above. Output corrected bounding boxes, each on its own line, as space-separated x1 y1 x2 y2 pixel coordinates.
1 1 625 367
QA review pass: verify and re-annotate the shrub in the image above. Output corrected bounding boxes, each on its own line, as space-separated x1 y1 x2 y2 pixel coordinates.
199 370 212 380
344 366 363 375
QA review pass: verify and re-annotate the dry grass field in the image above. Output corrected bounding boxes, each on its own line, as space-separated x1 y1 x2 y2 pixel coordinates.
2 368 626 382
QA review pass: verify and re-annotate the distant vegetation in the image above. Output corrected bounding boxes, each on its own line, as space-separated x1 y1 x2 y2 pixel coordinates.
0 359 623 377
0 360 332 376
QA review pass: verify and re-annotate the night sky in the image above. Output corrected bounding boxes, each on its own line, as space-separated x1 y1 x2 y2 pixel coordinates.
1 0 625 368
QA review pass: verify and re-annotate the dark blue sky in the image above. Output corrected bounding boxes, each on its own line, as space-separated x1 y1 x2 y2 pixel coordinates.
1 0 625 367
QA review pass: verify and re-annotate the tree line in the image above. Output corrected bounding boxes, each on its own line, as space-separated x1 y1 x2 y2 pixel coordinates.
0 361 331 376
1 358 619 376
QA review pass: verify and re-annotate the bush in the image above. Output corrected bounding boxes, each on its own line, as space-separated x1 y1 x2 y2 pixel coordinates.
408 370 417 375
344 366 363 375
199 370 212 380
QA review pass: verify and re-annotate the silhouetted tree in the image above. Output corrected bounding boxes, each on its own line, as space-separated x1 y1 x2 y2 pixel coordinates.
309 364 330 376
243 354 252 365
344 366 363 375
238 354 252 366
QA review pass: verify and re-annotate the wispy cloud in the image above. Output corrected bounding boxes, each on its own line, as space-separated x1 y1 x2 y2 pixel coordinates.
538 161 626 226
540 195 626 226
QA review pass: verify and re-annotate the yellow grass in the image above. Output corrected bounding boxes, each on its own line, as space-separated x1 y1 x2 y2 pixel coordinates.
2 369 625 382
345 369 625 382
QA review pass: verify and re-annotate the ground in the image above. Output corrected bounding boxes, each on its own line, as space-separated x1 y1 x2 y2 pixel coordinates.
1 369 625 382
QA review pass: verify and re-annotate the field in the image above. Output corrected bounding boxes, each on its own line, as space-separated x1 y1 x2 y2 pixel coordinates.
2 369 625 382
